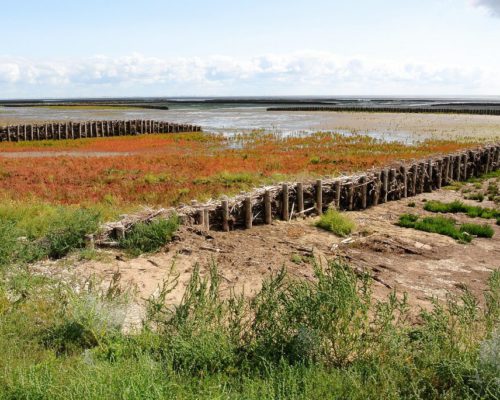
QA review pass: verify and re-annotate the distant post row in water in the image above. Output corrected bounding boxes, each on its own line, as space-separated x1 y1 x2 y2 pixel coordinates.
0 120 202 142
267 106 500 115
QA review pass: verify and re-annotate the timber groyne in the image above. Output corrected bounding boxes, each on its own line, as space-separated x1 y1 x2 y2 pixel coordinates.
0 120 201 142
95 143 500 247
179 144 500 231
267 106 500 116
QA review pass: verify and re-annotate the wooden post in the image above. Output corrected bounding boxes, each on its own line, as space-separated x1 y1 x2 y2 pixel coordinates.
197 209 205 228
418 163 425 193
6 126 10 142
401 166 408 198
203 209 210 230
264 190 272 224
360 176 367 209
455 155 461 181
245 197 253 229
347 182 354 211
425 161 433 192
23 125 27 141
381 169 388 202
315 179 323 215
461 154 467 180
282 184 289 221
389 168 397 200
411 164 418 195
485 148 491 174
436 160 442 189
297 183 304 215
222 200 230 232
443 157 449 184
334 180 341 209
372 172 381 206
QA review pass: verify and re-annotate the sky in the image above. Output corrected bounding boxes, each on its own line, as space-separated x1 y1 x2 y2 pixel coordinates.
0 0 499 99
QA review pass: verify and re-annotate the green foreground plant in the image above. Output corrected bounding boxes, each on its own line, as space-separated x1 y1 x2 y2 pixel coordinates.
0 259 499 399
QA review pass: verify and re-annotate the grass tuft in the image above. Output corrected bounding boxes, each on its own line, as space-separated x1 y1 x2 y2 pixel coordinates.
397 213 495 242
315 209 355 237
119 216 180 256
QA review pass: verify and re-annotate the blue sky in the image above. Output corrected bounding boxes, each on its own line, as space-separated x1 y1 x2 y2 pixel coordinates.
1 0 499 98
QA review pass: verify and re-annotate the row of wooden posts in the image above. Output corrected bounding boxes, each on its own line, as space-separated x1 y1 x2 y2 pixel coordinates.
267 106 500 116
0 120 202 142
186 145 500 232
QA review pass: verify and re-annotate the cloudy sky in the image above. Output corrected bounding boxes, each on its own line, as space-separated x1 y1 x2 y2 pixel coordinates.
1 0 499 99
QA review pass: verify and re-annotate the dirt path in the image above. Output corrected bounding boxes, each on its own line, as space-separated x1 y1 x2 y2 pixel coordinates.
33 178 500 329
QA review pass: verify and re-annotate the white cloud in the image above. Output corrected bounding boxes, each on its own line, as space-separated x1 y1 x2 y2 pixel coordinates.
470 0 500 16
0 52 497 98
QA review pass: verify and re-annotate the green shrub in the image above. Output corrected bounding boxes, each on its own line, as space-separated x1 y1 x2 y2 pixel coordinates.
119 216 179 255
0 221 19 267
315 209 355 237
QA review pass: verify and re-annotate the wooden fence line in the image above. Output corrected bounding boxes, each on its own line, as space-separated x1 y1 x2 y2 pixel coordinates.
267 106 500 116
176 144 500 232
0 120 202 142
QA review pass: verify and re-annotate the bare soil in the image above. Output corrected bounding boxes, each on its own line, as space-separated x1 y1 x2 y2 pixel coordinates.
33 178 500 330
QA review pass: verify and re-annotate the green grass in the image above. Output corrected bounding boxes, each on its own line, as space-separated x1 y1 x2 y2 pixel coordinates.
397 214 495 242
0 259 499 399
119 216 180 256
315 209 355 237
424 200 500 220
0 204 101 266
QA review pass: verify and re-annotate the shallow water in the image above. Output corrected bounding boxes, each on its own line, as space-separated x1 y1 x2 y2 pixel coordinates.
0 104 413 142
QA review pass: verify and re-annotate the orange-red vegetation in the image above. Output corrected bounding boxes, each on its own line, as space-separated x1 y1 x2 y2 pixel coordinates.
0 132 474 209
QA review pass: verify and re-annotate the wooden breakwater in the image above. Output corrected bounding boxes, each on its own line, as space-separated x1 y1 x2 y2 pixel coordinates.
267 106 500 116
179 144 500 231
0 120 201 142
95 144 499 245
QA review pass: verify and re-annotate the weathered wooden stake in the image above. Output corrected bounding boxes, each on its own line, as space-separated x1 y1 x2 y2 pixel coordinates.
282 184 289 221
381 169 388 202
401 166 408 198
316 179 323 215
203 209 210 230
372 172 381 206
347 182 354 211
245 197 253 229
222 200 230 232
297 183 304 215
360 176 367 209
334 181 341 209
264 190 272 224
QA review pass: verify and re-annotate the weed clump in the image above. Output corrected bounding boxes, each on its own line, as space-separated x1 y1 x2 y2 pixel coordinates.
119 216 179 255
315 209 355 237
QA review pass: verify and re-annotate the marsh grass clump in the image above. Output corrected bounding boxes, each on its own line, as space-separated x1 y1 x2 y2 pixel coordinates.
460 223 494 238
315 209 355 237
119 216 180 256
424 200 500 220
396 214 495 242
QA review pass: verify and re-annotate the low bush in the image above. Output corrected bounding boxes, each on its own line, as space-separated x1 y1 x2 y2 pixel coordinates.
315 209 355 237
119 215 180 255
